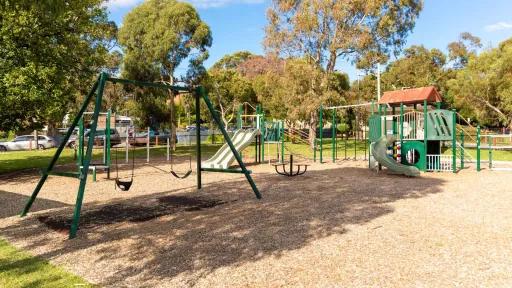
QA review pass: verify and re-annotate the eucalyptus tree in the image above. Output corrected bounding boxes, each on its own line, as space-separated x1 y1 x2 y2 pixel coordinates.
264 0 423 146
118 0 212 145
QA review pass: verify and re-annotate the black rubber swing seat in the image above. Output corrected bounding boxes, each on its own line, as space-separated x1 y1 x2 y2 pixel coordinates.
115 179 133 191
170 170 192 179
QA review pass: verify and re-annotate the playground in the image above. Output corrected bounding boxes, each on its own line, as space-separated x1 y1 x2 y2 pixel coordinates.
1 75 512 286
1 160 512 287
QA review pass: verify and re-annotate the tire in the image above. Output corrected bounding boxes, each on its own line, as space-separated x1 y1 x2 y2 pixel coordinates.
37 144 45 150
0 145 6 152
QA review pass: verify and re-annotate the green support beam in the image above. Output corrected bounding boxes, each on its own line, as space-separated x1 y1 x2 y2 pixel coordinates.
201 168 252 174
476 126 481 171
452 109 457 173
21 78 100 218
199 86 262 199
69 72 108 238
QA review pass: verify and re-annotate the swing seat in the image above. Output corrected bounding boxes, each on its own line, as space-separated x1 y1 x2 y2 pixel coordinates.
115 179 133 191
170 170 192 179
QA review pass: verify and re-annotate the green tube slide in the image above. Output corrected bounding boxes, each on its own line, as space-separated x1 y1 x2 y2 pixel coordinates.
371 136 420 177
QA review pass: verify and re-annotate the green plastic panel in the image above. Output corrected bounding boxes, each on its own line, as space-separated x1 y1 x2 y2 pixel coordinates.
426 109 454 141
368 114 382 142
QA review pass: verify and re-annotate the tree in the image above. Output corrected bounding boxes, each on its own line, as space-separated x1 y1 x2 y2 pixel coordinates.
0 1 116 133
265 0 422 72
447 32 482 69
203 69 257 128
448 38 512 128
381 45 449 93
212 51 253 70
264 0 422 145
118 0 212 146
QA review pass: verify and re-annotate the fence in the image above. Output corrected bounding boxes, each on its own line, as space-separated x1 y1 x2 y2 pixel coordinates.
426 154 453 172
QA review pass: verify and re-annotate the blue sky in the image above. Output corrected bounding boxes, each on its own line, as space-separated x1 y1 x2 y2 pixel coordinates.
106 0 512 80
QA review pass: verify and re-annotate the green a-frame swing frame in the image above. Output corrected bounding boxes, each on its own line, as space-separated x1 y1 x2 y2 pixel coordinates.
20 72 261 239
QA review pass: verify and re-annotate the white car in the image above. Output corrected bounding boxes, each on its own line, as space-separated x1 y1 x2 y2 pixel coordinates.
0 135 56 151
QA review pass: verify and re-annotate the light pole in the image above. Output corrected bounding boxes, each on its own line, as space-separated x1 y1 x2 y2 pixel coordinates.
376 63 381 102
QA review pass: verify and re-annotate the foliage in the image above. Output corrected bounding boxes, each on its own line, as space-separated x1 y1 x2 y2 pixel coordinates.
203 69 257 127
118 0 212 83
212 51 253 70
0 1 116 133
448 39 512 127
447 32 482 69
382 45 450 94
0 238 93 287
264 0 423 72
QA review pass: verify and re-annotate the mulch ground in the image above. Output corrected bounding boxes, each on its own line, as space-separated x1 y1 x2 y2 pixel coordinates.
1 160 512 287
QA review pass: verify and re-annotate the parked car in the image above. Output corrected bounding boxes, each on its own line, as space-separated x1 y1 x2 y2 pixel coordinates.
66 129 121 148
0 135 56 151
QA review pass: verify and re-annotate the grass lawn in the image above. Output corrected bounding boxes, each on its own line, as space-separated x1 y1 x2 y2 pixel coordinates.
0 238 93 288
0 144 224 174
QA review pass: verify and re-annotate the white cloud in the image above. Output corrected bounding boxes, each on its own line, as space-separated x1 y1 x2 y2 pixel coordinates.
104 0 142 10
185 0 264 9
485 21 512 32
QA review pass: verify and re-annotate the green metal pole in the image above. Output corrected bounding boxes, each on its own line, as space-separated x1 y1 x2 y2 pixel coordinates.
332 110 336 163
452 109 457 173
200 87 261 199
488 135 492 169
319 105 323 163
280 121 284 163
460 130 464 169
400 103 404 153
423 100 428 172
261 109 265 162
383 105 387 136
237 104 243 130
21 78 100 217
78 117 84 167
476 126 481 171
69 72 108 238
106 109 111 167
196 87 202 189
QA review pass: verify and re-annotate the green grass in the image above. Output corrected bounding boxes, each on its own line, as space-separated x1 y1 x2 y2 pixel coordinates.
0 238 93 288
0 144 224 174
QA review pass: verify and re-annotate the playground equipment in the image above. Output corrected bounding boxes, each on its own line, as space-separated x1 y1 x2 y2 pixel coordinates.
365 86 462 173
20 72 261 239
76 110 114 181
317 103 372 163
272 154 309 176
371 136 420 176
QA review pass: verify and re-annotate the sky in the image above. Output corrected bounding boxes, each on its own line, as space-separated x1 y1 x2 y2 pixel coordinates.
106 0 512 81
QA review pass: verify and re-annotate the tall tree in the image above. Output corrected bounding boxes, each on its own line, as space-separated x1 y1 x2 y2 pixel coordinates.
448 38 512 128
0 1 116 133
118 0 212 146
264 0 422 145
447 32 482 69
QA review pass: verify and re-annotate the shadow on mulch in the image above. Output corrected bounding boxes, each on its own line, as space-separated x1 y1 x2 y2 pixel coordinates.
37 195 235 234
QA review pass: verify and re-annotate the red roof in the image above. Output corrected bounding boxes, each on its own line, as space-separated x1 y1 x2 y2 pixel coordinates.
379 86 442 106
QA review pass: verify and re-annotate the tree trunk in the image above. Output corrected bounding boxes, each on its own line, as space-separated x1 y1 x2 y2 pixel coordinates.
309 111 318 150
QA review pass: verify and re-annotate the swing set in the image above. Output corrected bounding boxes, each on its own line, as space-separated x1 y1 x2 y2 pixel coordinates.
20 72 261 239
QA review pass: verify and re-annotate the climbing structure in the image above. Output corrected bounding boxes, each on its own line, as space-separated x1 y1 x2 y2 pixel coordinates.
368 86 461 173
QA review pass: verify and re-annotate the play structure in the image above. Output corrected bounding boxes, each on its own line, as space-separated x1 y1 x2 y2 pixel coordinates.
368 86 461 175
316 87 465 176
20 72 262 239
